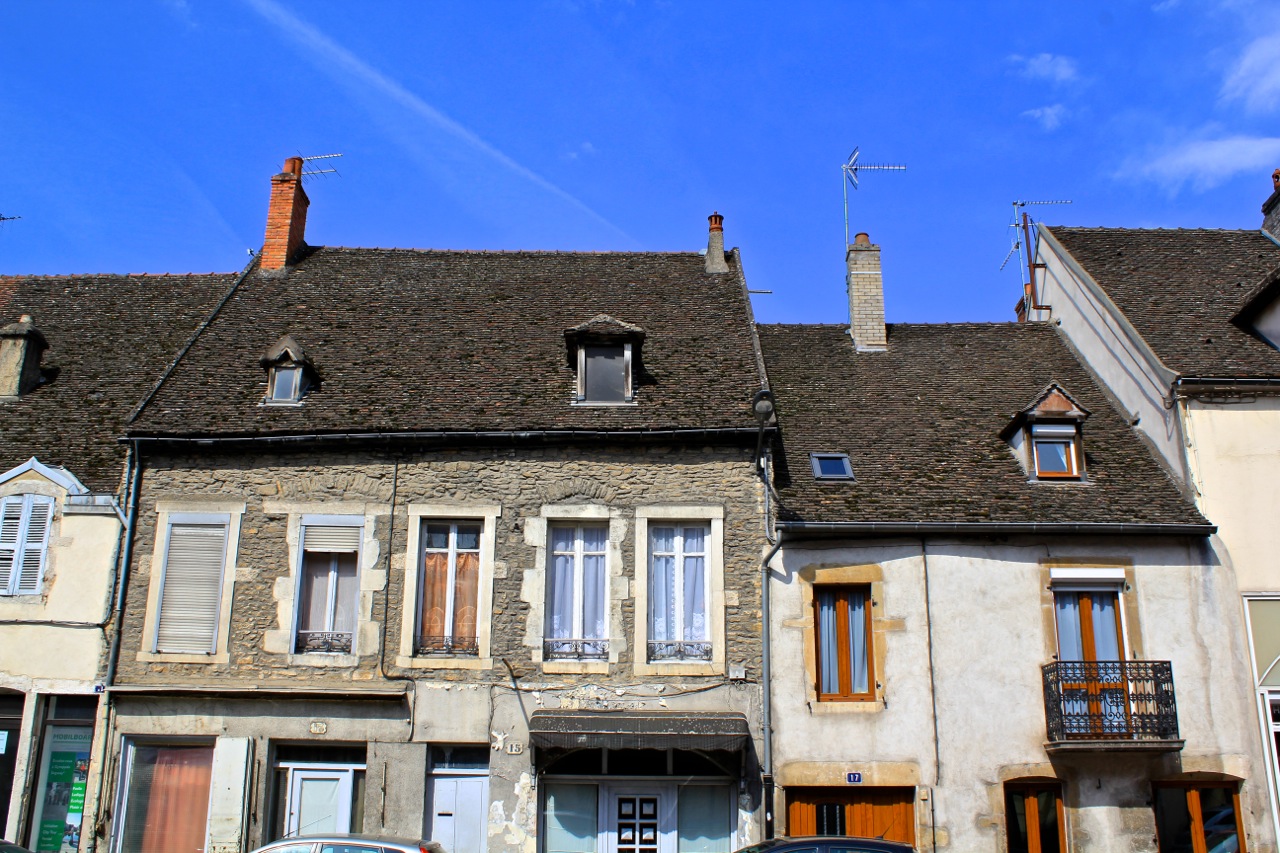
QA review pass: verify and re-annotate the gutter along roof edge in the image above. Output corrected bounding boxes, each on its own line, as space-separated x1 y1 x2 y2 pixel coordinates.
775 521 1216 537
124 426 769 446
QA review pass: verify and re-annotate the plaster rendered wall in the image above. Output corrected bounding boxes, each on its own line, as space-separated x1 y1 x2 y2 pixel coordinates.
771 536 1272 852
1035 234 1188 485
107 444 766 851
1183 399 1280 593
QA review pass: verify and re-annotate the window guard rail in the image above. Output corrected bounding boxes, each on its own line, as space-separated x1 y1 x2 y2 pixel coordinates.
416 635 480 656
1042 660 1179 742
543 638 609 660
647 640 713 662
296 630 353 654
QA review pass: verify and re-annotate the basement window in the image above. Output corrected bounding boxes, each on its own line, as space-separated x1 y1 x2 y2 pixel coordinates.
810 453 854 481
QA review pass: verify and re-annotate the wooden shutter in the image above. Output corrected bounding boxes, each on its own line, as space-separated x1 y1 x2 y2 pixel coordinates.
15 498 53 594
155 523 228 653
0 496 53 595
302 525 361 553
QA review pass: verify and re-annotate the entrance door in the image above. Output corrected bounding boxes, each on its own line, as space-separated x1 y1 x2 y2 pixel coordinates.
606 787 675 853
1054 588 1127 734
429 775 488 853
0 693 22 834
287 770 354 837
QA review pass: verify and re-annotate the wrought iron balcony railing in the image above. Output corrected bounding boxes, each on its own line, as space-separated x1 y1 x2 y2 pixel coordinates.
543 638 609 661
416 635 480 656
1042 660 1180 748
647 640 713 662
296 631 353 654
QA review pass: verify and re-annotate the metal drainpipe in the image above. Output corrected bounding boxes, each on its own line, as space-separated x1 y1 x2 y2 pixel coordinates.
88 441 142 852
760 535 782 839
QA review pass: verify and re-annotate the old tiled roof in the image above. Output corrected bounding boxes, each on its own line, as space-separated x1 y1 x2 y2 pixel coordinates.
757 322 1205 526
129 247 766 437
0 273 233 491
1046 227 1280 377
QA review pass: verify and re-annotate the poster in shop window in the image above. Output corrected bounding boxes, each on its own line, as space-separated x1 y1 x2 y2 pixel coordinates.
30 726 92 853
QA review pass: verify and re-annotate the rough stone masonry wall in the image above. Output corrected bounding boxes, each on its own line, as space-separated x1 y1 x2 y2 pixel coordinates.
114 444 764 687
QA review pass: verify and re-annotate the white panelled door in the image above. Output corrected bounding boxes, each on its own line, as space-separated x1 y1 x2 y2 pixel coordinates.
287 769 354 837
606 786 675 853
429 775 488 853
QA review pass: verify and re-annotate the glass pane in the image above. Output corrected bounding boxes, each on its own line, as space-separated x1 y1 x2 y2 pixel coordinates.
1035 790 1062 853
847 589 868 694
1154 787 1196 853
298 554 331 633
419 552 450 641
456 524 481 552
815 802 845 835
551 526 576 554
650 554 676 642
452 551 480 640
1035 440 1072 474
584 346 626 402
1198 787 1241 853
816 455 849 477
1091 592 1122 661
271 367 299 401
818 590 839 694
425 524 451 550
1004 790 1030 853
332 554 358 634
677 786 732 853
544 783 598 853
1054 593 1084 662
683 555 707 641
547 552 576 639
297 777 341 835
582 553 607 640
581 526 608 554
119 745 214 853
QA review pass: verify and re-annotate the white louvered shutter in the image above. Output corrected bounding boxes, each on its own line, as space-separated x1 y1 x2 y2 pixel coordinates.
155 523 228 653
302 525 361 553
15 498 53 594
0 497 24 593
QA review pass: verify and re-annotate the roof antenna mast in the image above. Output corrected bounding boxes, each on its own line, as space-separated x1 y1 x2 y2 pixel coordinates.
1001 199 1072 319
298 152 344 182
842 147 906 245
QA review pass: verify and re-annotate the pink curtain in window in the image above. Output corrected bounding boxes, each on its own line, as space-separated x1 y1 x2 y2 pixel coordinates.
452 551 479 642
139 747 213 853
419 552 449 644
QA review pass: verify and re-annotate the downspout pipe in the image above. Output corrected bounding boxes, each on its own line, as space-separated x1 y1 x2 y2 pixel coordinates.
760 536 782 840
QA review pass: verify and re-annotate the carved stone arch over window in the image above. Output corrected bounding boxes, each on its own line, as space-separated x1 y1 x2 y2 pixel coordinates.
1000 382 1091 481
261 334 318 405
563 315 646 404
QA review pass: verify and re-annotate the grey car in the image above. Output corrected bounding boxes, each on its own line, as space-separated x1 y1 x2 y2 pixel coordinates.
249 836 443 853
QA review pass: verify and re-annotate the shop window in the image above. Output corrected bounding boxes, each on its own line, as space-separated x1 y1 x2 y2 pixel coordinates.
116 742 214 853
1154 782 1246 853
1005 782 1065 853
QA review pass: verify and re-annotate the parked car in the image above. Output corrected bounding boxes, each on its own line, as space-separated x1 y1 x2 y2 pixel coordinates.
732 837 915 853
249 836 443 853
0 842 33 853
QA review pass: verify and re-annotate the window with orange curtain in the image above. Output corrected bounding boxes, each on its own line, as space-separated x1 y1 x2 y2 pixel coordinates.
417 521 482 655
117 743 214 853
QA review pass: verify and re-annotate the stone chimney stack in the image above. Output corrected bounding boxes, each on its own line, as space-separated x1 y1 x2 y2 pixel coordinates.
261 156 310 271
705 212 729 274
0 315 47 400
1263 168 1280 240
847 232 887 351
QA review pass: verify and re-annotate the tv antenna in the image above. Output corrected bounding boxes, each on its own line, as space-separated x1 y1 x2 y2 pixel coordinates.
0 214 20 226
841 147 906 245
299 152 343 181
1003 199 1071 318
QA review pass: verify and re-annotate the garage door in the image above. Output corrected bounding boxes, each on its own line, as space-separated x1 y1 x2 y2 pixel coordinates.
786 786 914 846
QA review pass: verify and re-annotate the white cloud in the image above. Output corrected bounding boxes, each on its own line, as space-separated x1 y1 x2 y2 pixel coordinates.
1221 31 1280 114
1007 53 1079 84
241 0 632 243
1021 104 1066 131
1127 134 1280 192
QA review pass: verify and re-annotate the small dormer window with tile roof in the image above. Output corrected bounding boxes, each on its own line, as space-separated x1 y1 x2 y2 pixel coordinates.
1001 383 1090 481
261 334 316 406
564 315 645 405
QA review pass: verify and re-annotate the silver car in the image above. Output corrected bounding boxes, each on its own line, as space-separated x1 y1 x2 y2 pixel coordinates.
250 836 443 853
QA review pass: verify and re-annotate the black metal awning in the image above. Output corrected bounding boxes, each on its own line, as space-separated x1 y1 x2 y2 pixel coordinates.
528 710 751 751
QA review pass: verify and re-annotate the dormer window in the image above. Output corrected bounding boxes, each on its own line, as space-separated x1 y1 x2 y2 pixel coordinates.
579 343 632 403
1030 423 1081 478
261 334 316 406
564 315 645 405
1001 383 1090 482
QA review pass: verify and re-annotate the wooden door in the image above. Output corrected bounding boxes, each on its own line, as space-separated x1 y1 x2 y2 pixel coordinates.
1054 589 1128 734
786 787 914 846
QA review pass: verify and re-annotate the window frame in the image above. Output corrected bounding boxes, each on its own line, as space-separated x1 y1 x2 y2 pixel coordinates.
415 519 483 657
544 522 611 660
398 504 500 671
1030 422 1082 480
151 513 231 656
0 493 54 596
266 364 304 404
814 584 875 702
1153 781 1248 853
809 453 855 481
1004 781 1067 853
138 502 244 665
112 739 216 853
644 522 712 663
576 342 634 404
292 517 364 655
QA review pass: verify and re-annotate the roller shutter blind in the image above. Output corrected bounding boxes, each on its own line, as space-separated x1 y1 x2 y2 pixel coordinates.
155 522 228 653
302 525 361 553
0 495 55 595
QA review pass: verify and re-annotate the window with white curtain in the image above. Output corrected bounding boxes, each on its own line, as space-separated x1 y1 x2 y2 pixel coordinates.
295 524 361 654
154 519 230 654
545 524 609 660
647 524 710 662
0 494 54 596
815 586 872 700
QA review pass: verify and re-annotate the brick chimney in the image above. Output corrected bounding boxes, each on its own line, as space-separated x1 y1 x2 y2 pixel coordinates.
705 212 729 274
260 156 309 271
847 232 887 351
0 315 47 400
1263 168 1280 240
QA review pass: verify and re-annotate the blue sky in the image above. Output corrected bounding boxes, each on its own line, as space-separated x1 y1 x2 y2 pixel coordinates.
2 1 1279 324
